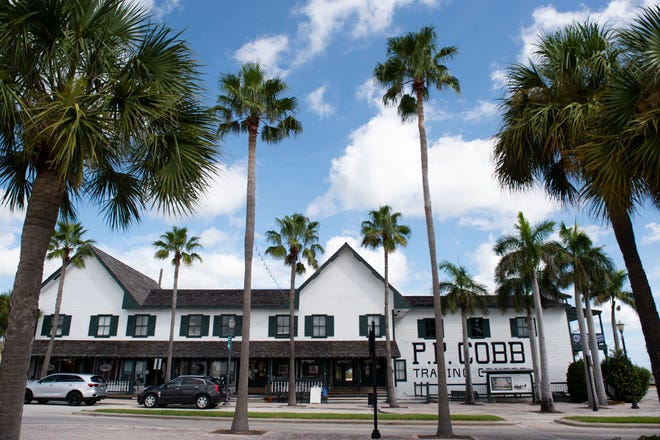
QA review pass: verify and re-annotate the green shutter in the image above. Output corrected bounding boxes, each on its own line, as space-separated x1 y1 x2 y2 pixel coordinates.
110 316 119 336
483 319 491 338
61 315 71 336
180 315 189 336
268 316 276 337
417 319 425 338
294 316 298 337
88 316 99 337
327 316 334 337
234 316 243 336
201 315 210 336
510 318 518 337
41 315 52 336
379 315 385 337
467 318 473 338
359 315 367 336
305 316 312 337
212 316 222 337
126 316 136 336
147 315 156 336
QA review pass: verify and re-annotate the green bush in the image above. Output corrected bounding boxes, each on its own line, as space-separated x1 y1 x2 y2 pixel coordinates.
601 350 651 403
566 359 588 403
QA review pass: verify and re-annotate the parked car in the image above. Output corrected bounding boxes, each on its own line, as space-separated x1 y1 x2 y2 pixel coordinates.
25 373 107 406
137 375 225 409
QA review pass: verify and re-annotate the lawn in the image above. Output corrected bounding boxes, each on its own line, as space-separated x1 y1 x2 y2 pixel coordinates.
564 416 660 424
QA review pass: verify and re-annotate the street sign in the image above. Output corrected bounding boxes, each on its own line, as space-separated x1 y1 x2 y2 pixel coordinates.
227 335 232 351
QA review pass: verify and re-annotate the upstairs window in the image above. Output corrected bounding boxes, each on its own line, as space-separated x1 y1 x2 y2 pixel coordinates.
41 315 72 337
179 315 210 338
417 318 444 339
304 315 334 338
126 315 156 338
510 317 535 338
212 314 243 337
467 317 491 339
88 315 119 338
359 314 385 338
268 315 298 338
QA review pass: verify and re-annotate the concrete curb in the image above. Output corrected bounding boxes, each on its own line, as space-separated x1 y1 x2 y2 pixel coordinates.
555 418 660 429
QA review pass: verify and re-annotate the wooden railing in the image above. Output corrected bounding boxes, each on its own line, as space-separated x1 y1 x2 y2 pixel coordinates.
268 378 324 396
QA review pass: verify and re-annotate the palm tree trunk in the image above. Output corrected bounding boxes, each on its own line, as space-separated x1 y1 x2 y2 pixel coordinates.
415 86 452 436
611 300 621 352
165 262 179 382
585 295 608 405
0 167 65 440
531 272 554 412
383 251 399 407
608 210 660 402
526 305 541 402
231 127 257 433
461 308 474 404
574 287 596 408
288 262 297 406
40 261 68 378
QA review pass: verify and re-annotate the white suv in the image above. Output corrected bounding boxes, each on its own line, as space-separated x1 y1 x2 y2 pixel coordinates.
25 373 107 406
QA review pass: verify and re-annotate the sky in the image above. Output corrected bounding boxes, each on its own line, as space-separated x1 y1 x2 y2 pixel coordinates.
0 0 658 370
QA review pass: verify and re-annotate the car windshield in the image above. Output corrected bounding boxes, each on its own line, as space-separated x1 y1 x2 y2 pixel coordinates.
90 376 106 383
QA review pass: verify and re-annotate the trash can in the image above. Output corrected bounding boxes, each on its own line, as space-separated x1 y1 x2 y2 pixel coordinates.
310 386 322 404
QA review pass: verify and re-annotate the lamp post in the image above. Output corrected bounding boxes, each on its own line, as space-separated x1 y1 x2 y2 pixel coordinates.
369 320 380 439
225 317 235 404
616 321 639 409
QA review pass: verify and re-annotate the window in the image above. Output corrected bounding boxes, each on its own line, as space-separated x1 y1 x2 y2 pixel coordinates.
359 314 384 337
417 318 444 339
268 315 298 338
179 315 210 338
88 315 119 338
510 317 531 338
467 317 491 339
212 315 243 337
304 315 334 338
394 359 407 382
40 315 71 337
127 315 156 337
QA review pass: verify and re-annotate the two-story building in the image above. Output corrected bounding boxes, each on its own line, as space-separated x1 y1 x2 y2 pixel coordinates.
29 242 586 399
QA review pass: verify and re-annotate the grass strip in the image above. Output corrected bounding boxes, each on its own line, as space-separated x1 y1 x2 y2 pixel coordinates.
564 416 660 424
94 408 502 422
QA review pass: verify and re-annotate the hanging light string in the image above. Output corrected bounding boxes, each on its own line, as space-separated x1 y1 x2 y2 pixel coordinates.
254 243 290 302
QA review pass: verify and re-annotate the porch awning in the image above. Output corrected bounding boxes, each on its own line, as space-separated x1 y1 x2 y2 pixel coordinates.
30 339 400 359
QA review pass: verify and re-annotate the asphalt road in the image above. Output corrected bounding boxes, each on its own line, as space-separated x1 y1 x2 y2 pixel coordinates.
19 394 660 440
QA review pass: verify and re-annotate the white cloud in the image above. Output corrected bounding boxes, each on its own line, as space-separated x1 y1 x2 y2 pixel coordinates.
306 86 335 117
307 93 559 229
643 223 660 244
461 100 498 121
234 35 291 77
130 0 181 19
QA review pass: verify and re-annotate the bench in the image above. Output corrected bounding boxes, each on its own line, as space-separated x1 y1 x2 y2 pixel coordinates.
450 390 479 401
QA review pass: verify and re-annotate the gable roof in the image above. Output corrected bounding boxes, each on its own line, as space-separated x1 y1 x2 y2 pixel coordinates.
297 242 411 309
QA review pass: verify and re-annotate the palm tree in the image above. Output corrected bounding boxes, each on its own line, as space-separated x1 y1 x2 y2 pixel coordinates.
360 205 411 408
494 212 560 412
0 290 11 338
265 213 323 406
40 222 95 378
153 227 202 382
216 62 302 433
0 2 218 437
493 13 660 400
373 26 460 436
557 223 614 406
592 269 635 352
438 262 488 404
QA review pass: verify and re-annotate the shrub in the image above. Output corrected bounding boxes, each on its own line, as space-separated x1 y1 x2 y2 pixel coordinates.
601 350 651 403
566 359 588 403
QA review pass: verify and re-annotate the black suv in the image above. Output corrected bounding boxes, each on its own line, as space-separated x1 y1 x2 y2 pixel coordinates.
137 375 225 409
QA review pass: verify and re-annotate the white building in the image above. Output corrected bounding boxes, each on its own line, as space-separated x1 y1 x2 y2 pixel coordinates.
30 243 592 399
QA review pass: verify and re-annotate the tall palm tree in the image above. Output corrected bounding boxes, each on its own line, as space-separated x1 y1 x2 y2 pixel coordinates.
494 270 541 401
360 205 411 408
0 290 11 338
0 1 218 437
592 269 635 352
494 212 560 412
557 223 614 406
153 226 202 382
438 261 488 404
493 13 660 399
373 26 460 436
265 213 323 406
40 222 95 378
216 62 302 433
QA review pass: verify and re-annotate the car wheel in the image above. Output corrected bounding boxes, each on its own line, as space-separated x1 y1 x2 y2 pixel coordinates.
37 399 48 404
84 399 97 406
143 393 158 408
24 390 32 404
195 394 210 409
66 391 83 406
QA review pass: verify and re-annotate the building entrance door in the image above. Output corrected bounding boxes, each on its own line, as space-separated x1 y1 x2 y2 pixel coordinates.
333 359 355 387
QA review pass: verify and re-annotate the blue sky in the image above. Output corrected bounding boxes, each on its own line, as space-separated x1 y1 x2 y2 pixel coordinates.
1 0 657 369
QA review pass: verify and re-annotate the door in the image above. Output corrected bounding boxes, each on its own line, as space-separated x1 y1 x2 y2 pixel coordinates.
333 360 355 387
